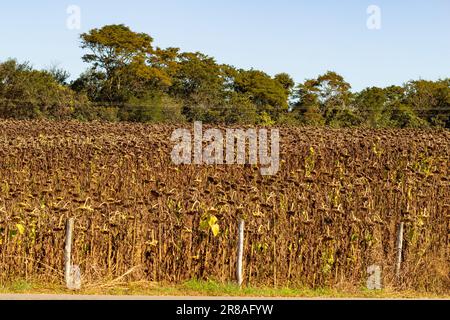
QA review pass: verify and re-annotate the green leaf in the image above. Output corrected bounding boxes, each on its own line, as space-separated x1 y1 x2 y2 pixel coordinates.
199 216 209 231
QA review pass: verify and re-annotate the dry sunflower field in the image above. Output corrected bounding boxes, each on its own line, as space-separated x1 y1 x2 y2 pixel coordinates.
0 120 448 294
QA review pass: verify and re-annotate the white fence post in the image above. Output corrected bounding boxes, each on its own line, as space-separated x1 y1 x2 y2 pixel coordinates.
65 218 74 287
236 219 245 288
395 222 404 278
65 218 81 290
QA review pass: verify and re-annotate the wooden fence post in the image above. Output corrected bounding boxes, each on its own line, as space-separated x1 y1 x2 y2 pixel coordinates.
65 218 81 290
65 218 74 287
395 222 404 278
236 219 245 288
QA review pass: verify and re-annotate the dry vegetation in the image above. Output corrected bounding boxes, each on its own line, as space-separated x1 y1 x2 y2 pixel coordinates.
0 120 448 294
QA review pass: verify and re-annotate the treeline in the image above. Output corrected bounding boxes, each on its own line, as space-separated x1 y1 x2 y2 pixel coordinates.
1 24 449 128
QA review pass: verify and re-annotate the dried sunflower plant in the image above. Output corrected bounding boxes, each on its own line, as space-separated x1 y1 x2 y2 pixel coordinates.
0 120 448 294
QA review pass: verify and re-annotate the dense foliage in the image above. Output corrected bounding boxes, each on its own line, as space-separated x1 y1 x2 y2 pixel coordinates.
1 24 449 127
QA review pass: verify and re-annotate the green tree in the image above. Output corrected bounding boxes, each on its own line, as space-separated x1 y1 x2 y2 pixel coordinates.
71 69 106 102
233 69 289 120
403 79 450 128
220 92 259 125
170 52 230 122
274 73 295 97
0 59 89 119
80 24 171 102
46 64 71 85
354 87 390 127
170 52 225 101
391 103 429 128
315 71 352 123
293 71 354 126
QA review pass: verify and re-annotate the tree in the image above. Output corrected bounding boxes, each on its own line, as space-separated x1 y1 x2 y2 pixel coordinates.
170 52 224 101
390 103 429 128
293 71 353 126
46 64 71 85
354 87 389 127
149 47 181 91
81 24 153 78
169 52 230 122
233 69 289 120
403 79 450 128
274 73 295 97
71 69 106 102
315 71 352 123
220 92 259 125
80 24 171 102
0 59 89 119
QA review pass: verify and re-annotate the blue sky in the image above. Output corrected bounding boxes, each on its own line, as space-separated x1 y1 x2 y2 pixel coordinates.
0 0 449 91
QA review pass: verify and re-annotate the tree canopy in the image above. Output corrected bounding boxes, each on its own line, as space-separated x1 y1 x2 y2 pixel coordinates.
0 24 448 127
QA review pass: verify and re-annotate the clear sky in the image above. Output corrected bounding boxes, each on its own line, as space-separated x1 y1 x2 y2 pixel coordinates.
1 0 449 91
